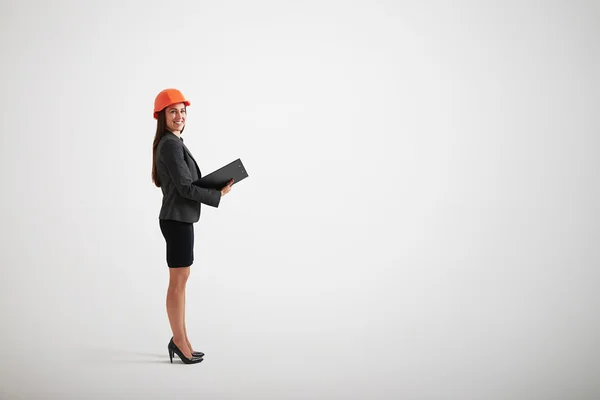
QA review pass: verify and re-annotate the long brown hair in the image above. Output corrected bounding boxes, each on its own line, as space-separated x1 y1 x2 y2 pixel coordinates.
152 110 168 187
151 109 187 187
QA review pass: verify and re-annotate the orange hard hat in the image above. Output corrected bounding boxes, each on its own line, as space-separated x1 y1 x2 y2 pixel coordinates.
153 88 191 119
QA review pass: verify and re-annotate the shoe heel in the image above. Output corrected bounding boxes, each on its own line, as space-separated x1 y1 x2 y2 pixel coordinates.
168 347 174 363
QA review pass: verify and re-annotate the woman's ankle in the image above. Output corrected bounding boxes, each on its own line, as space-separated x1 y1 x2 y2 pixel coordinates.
173 337 191 353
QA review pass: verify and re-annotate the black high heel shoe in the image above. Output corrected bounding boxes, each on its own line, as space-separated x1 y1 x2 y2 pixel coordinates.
168 338 203 364
169 336 205 358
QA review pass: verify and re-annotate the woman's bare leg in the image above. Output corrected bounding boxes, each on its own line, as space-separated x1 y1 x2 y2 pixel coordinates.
166 266 192 359
183 289 194 352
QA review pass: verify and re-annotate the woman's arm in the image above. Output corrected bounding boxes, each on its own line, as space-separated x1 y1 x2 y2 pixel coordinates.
159 139 221 207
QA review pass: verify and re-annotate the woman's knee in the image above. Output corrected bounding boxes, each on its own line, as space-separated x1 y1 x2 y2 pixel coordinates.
168 267 190 289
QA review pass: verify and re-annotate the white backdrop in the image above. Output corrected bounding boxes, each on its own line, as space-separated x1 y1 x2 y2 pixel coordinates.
1 1 599 399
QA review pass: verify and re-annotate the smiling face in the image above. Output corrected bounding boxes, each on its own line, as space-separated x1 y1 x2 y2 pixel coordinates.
165 102 187 133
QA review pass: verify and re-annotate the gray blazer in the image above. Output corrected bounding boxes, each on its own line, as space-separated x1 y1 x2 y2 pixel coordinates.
155 132 221 223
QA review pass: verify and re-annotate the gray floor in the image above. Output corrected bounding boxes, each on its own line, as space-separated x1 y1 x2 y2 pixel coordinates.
1 243 599 399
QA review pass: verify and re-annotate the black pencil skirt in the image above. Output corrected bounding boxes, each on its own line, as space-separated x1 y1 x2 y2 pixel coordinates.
159 219 194 268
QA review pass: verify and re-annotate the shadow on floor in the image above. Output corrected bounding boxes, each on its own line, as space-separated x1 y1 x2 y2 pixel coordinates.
75 345 186 364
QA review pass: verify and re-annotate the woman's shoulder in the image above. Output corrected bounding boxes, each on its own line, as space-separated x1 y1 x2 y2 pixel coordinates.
157 134 184 160
158 133 182 147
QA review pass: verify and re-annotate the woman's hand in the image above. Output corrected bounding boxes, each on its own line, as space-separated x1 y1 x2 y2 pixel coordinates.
220 179 234 196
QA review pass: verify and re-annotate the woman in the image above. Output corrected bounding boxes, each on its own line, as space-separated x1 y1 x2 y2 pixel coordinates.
151 88 233 364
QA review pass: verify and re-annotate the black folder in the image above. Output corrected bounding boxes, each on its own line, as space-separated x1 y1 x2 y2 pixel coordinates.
193 158 249 189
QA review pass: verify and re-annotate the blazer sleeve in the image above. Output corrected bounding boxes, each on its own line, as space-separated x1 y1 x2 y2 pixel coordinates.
159 138 221 208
